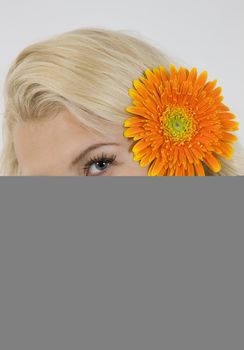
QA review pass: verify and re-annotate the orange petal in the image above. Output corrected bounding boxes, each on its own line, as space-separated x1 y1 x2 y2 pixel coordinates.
148 159 158 176
218 112 236 120
184 147 194 164
221 132 238 143
209 86 222 98
195 70 208 90
133 147 151 161
147 162 154 176
172 147 179 162
178 67 187 84
142 97 160 116
218 142 235 159
186 162 195 176
148 148 159 163
158 166 167 176
158 66 169 82
144 69 161 86
133 80 149 99
178 147 187 166
140 152 152 167
144 69 154 80
124 127 145 138
140 76 155 92
169 166 176 176
181 166 186 176
203 153 222 172
170 64 178 80
124 116 144 127
188 67 198 84
190 146 204 161
128 88 142 101
217 103 230 112
164 167 170 176
132 138 150 153
152 67 163 83
175 164 184 176
194 161 206 176
222 121 239 131
126 106 148 117
204 80 217 94
133 135 144 141
150 157 164 176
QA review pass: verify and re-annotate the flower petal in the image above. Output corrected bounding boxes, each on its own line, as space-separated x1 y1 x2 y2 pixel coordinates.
175 164 184 176
124 127 145 138
218 142 235 159
132 139 150 153
159 66 169 82
221 132 238 143
222 121 239 131
170 64 178 81
203 153 222 172
178 67 188 85
133 80 149 99
184 147 194 164
194 161 206 176
128 88 141 101
158 166 167 176
188 67 198 84
195 70 208 90
124 116 144 127
150 156 164 176
186 162 195 176
140 151 152 167
126 106 148 117
204 80 217 94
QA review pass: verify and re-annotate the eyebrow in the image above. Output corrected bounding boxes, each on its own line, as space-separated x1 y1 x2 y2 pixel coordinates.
71 142 120 167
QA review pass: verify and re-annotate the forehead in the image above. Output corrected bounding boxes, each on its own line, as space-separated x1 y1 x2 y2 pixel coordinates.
13 110 125 175
14 111 89 148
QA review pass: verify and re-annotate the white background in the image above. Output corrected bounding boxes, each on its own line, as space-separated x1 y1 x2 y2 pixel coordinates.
0 0 243 152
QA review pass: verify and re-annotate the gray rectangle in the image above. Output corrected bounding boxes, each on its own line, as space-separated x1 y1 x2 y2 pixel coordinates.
0 177 244 350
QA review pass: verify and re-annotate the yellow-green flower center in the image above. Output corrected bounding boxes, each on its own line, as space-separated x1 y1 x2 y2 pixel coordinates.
160 106 197 143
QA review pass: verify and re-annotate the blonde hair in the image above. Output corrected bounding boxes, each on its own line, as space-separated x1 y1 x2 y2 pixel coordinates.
0 26 243 176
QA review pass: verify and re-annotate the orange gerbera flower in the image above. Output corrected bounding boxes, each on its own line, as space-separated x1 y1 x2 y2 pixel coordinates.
123 64 239 176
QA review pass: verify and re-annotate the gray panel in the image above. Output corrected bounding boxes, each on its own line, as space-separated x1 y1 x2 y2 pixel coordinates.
0 177 243 350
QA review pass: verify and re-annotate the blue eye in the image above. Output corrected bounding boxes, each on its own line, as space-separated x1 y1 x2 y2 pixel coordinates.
83 153 117 176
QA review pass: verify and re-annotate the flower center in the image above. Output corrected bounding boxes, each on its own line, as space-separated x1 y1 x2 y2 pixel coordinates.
160 106 197 143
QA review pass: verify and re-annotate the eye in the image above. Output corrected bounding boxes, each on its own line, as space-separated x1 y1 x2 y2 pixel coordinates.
83 153 117 176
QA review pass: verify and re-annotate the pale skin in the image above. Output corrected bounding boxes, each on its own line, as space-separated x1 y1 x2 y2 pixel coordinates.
13 109 149 176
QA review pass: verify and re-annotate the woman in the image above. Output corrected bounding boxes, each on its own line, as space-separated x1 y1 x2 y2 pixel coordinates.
0 27 243 176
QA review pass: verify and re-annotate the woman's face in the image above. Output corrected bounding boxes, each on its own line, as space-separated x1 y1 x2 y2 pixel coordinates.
13 109 149 176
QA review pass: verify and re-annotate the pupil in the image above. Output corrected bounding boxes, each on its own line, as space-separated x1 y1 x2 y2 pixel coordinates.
96 160 107 169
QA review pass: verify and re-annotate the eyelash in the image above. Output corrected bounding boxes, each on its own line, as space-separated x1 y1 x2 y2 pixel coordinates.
83 152 117 176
